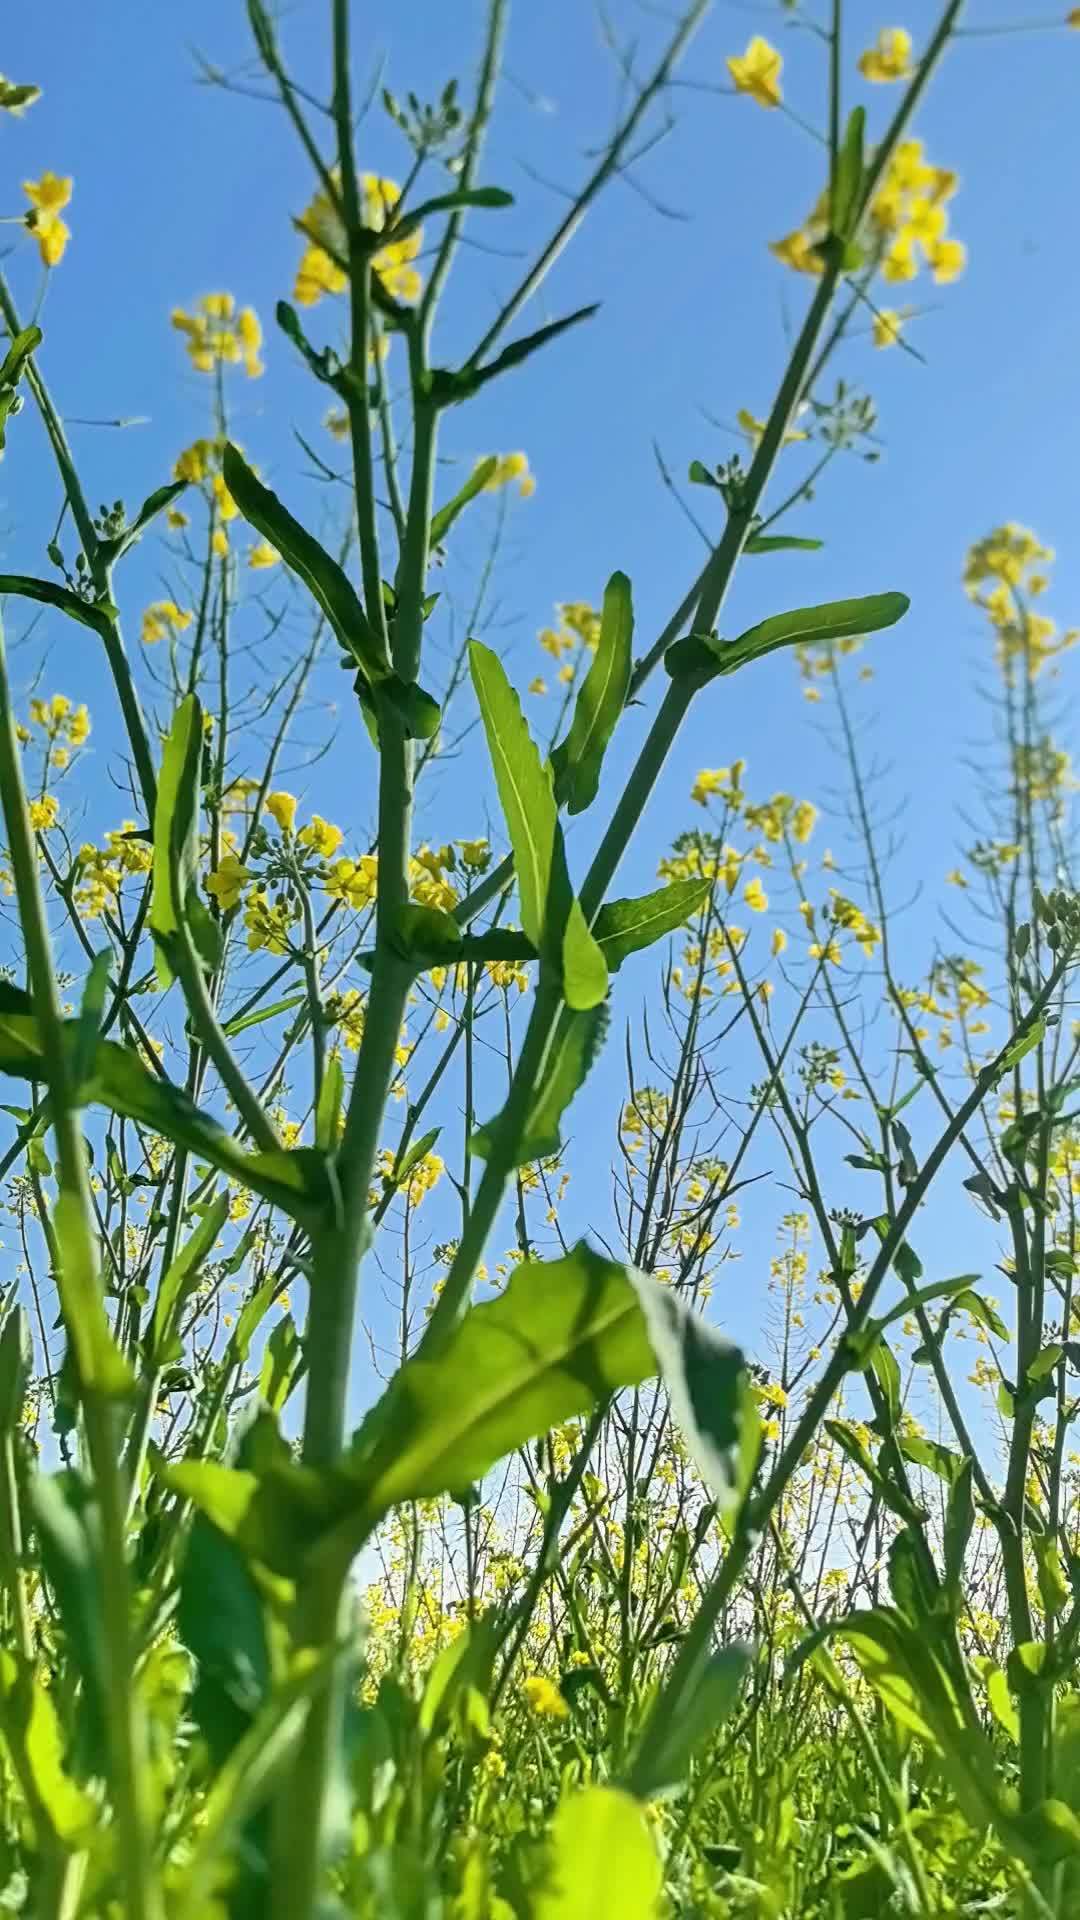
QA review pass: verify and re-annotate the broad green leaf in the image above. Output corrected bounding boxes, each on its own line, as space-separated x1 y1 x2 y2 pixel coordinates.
473 1005 608 1166
223 444 387 686
1034 1530 1070 1618
551 570 633 815
389 903 463 966
626 1644 750 1802
745 533 824 555
0 573 116 634
943 1457 975 1596
667 593 909 687
897 1432 964 1485
0 1654 98 1847
30 1474 109 1770
418 1615 499 1739
630 1279 760 1527
0 326 41 391
825 1419 925 1524
0 981 330 1226
53 1191 132 1398
430 456 498 548
534 1786 661 1920
344 1244 655 1527
385 1127 442 1191
258 1312 303 1413
228 1273 281 1367
178 1514 270 1766
996 1018 1045 1075
869 1340 901 1426
562 898 608 1011
71 950 110 1091
977 1660 1020 1742
718 591 909 674
161 1456 330 1573
593 879 711 970
151 694 221 988
151 1192 230 1364
315 1051 345 1152
0 1307 30 1433
1029 1342 1064 1382
469 641 557 952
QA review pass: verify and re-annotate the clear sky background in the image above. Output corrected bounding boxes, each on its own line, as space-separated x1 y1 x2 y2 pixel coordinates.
1 1 1078 1418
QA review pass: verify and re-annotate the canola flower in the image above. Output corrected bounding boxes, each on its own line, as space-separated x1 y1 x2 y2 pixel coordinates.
23 172 71 267
964 523 1077 679
858 27 913 83
477 450 536 498
770 137 964 291
727 36 783 108
294 172 422 307
141 601 192 646
521 1675 569 1719
171 293 263 378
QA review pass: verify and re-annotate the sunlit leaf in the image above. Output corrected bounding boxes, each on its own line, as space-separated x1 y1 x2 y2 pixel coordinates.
551 570 633 815
534 1786 661 1920
473 1005 608 1166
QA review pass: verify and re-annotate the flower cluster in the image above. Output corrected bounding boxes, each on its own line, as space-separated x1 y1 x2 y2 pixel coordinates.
294 173 422 307
530 600 602 695
22 693 90 769
171 294 263 378
141 601 192 646
964 524 1076 680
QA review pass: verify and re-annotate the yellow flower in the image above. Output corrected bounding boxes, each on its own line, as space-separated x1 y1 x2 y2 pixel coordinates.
528 677 547 696
882 233 918 283
873 308 904 348
24 173 72 268
736 408 807 449
857 27 913 82
141 600 193 645
458 837 491 872
326 854 379 910
212 528 229 558
810 939 842 965
522 1675 569 1719
212 472 238 522
248 542 280 570
769 228 825 276
771 926 788 956
265 791 297 834
294 172 422 308
946 869 968 888
478 451 536 498
28 795 59 832
727 36 783 108
297 814 344 859
166 507 189 530
171 295 263 378
926 236 966 283
206 853 250 911
744 876 768 913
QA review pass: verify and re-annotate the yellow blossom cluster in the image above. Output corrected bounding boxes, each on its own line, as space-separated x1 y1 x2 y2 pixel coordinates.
531 600 602 692
74 821 153 920
294 173 422 307
171 293 263 377
771 137 964 294
23 172 71 267
141 600 192 646
23 693 90 770
858 27 913 83
375 1146 445 1207
964 524 1076 680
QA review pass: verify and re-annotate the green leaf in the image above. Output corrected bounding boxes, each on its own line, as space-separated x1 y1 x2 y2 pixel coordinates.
53 1191 132 1399
0 574 116 635
1034 1530 1070 1619
388 185 513 243
178 1513 271 1766
1029 1342 1065 1383
258 1313 303 1413
996 1019 1046 1075
831 105 865 238
551 570 633 814
897 1432 965 1486
151 694 221 988
222 991 306 1038
626 1644 750 1802
228 1274 281 1367
71 951 111 1092
0 326 41 392
385 1128 442 1192
473 1004 609 1166
389 903 464 966
429 456 498 548
465 303 599 396
150 1192 230 1365
534 1786 661 1920
0 1308 31 1434
592 880 711 971
825 1419 925 1525
562 899 608 1012
469 642 556 953
315 1052 345 1153
744 534 823 555
101 480 189 564
716 591 910 675
0 982 330 1227
943 1457 975 1597
344 1244 655 1529
223 445 388 686
29 1474 109 1771
981 1661 1020 1742
0 1654 98 1847
631 1280 760 1527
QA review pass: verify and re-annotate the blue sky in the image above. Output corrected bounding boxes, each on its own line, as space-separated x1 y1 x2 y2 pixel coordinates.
2 1 1078 1416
